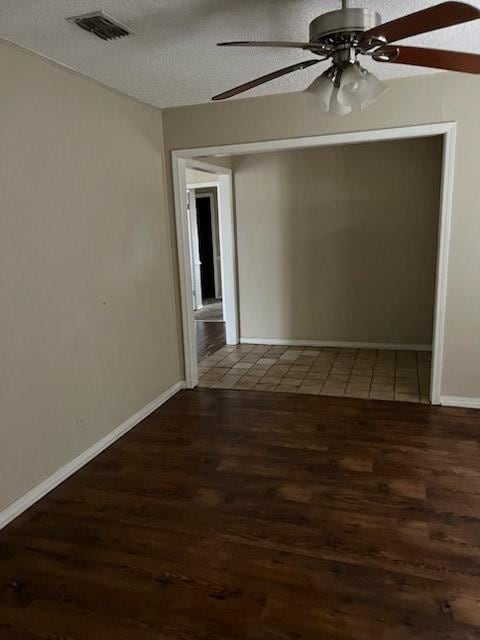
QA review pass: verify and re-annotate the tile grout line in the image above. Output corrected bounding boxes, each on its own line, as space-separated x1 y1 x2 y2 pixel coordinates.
318 348 340 396
344 348 358 398
368 349 379 400
299 352 315 393
415 350 422 403
393 349 398 401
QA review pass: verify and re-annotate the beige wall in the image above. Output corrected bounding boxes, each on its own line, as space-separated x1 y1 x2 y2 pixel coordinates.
196 156 232 169
0 41 181 512
232 138 442 345
186 168 217 184
185 155 232 183
163 73 480 398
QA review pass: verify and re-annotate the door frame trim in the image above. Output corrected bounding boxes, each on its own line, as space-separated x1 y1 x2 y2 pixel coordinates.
186 188 203 311
172 122 456 402
174 159 239 387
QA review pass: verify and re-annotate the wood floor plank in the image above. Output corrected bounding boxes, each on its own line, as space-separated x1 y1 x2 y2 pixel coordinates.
196 321 226 362
1 388 480 638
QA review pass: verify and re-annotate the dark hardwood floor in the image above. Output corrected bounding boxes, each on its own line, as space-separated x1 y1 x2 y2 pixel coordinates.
196 320 226 362
1 389 480 639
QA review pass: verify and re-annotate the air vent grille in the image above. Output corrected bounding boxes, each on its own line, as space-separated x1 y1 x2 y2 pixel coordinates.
67 11 131 41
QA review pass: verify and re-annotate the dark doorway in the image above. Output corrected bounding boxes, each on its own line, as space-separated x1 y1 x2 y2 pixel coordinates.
196 196 216 301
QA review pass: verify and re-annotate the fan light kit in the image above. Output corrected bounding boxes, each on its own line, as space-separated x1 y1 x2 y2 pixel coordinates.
212 1 480 114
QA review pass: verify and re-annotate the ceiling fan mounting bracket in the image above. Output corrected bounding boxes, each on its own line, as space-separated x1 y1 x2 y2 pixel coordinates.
332 44 357 66
309 8 381 45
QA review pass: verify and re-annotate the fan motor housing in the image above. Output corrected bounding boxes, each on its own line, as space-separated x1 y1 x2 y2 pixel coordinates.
310 8 381 42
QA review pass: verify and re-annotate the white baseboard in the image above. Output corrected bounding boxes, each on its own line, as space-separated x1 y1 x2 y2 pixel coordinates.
440 395 480 409
240 338 432 351
0 380 185 531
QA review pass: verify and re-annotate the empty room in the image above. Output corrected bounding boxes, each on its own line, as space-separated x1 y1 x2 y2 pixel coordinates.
1 2 480 639
193 137 442 402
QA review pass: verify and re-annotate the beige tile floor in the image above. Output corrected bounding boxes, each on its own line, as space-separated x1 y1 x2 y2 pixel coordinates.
198 344 431 403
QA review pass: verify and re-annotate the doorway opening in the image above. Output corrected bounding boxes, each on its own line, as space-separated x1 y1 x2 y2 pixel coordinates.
187 186 223 322
180 161 238 366
172 123 456 404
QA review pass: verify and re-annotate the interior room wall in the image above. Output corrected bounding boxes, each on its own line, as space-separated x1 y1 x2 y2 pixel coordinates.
185 155 232 183
231 138 442 346
196 156 232 169
0 41 181 514
186 168 217 183
162 72 480 399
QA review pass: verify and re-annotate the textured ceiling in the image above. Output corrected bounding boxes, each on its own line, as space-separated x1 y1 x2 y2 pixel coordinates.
0 0 479 108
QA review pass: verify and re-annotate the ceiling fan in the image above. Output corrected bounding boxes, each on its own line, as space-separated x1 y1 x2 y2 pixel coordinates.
212 1 480 114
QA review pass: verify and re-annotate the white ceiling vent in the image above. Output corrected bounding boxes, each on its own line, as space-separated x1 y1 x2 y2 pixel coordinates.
67 11 132 41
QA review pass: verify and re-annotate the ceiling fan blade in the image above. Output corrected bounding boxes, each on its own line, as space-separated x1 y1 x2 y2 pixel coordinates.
374 45 480 74
218 41 329 52
212 59 321 101
363 2 480 46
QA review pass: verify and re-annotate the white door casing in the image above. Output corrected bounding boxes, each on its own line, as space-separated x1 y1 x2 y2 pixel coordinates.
173 124 456 403
186 189 203 311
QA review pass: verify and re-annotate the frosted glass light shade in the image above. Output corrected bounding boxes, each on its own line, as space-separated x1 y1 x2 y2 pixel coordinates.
338 63 371 107
329 88 353 115
306 73 334 112
305 62 388 115
361 70 389 108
